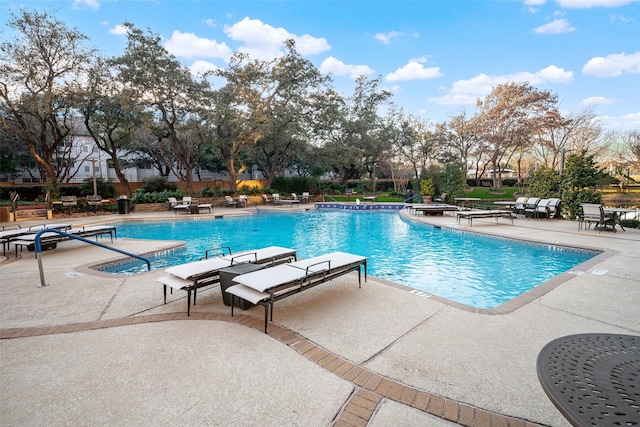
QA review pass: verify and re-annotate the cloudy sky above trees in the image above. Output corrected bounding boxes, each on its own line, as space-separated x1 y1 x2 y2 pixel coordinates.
2 0 639 130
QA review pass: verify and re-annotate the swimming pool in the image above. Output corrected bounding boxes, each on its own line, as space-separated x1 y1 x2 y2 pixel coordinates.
101 210 596 308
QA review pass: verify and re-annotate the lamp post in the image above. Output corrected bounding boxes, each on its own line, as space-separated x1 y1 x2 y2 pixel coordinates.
90 158 98 196
559 148 575 173
372 162 377 194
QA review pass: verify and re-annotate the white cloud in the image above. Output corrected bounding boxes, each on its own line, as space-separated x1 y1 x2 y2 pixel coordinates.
204 19 217 28
108 24 129 36
537 65 574 82
534 18 576 34
555 0 636 8
72 0 99 10
318 56 374 79
164 30 232 61
224 17 330 60
374 31 403 45
580 96 618 106
597 112 640 131
583 51 640 77
385 57 443 82
189 60 219 76
428 66 573 105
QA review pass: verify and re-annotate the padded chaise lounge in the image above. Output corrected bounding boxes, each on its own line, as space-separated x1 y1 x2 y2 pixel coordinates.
157 246 297 315
225 251 367 332
456 210 514 226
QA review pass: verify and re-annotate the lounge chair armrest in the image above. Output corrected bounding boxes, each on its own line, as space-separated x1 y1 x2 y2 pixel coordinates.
205 246 232 259
304 260 331 276
230 251 257 264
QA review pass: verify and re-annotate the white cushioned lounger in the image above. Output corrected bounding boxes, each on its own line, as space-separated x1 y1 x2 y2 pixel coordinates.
221 246 297 266
226 251 367 332
157 246 297 315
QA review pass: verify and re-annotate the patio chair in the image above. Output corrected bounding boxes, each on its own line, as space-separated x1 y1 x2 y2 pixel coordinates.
434 193 448 203
167 197 178 209
173 196 192 214
262 194 273 204
546 198 561 218
532 199 550 219
579 203 615 232
301 192 310 203
225 196 238 208
513 197 527 215
524 197 541 218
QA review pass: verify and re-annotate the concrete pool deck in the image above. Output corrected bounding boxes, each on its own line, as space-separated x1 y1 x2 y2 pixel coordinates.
1 205 638 426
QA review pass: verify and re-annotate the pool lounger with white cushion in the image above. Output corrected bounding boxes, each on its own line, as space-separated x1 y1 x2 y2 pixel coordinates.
157 246 297 315
456 210 514 226
225 251 367 333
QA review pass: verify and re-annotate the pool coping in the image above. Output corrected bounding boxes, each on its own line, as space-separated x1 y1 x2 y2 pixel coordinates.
80 207 610 316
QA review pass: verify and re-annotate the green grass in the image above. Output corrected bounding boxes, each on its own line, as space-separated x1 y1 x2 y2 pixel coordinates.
464 187 520 200
325 188 523 203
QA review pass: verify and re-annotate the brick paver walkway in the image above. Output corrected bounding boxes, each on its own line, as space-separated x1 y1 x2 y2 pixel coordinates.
0 312 543 427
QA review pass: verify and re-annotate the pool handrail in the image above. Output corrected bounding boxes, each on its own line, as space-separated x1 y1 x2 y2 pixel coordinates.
403 194 423 204
322 194 340 203
245 197 260 214
34 228 151 287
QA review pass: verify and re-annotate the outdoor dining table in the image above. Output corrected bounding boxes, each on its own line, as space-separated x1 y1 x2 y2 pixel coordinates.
603 207 637 231
536 333 639 426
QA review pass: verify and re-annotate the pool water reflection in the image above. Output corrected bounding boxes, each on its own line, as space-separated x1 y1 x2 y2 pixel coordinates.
102 210 596 309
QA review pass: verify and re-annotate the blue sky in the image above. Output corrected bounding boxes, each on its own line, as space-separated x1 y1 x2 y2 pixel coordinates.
3 0 639 131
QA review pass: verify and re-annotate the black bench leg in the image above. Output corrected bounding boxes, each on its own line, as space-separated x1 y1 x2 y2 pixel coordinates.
264 303 269 333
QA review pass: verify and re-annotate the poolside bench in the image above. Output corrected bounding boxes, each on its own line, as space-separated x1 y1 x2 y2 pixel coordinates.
11 225 117 257
60 196 77 214
456 210 515 226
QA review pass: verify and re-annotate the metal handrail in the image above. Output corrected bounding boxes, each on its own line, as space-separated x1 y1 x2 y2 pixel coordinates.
322 194 340 203
34 228 150 287
403 194 423 204
245 197 260 214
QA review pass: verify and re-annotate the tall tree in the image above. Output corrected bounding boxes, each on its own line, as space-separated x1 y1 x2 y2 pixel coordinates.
436 109 479 176
211 52 268 191
323 76 393 184
79 58 145 197
475 82 559 188
250 40 333 188
0 9 97 195
113 23 212 195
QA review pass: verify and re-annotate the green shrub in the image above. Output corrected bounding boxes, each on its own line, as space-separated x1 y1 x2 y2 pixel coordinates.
271 176 319 194
620 219 640 229
80 177 116 198
139 176 177 193
131 188 185 204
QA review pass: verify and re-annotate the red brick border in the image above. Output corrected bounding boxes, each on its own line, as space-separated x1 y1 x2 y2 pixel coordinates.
0 312 543 427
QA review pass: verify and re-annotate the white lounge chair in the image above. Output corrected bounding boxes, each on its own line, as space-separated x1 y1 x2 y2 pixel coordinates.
173 196 192 214
225 251 367 332
157 246 297 315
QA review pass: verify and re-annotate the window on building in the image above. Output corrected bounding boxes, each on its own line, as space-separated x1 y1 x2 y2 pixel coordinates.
84 166 90 173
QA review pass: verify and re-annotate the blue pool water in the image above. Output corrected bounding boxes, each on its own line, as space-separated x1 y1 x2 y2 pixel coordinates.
102 210 595 308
